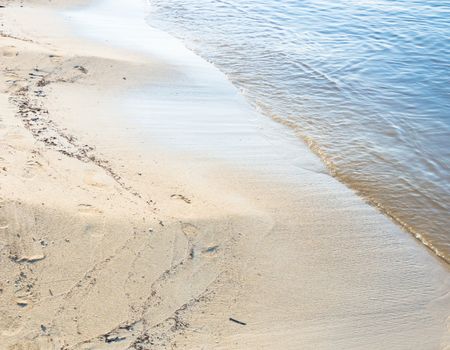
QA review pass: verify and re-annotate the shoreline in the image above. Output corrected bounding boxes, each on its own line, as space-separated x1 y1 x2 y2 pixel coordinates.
0 0 449 349
76 0 450 265
143 0 450 265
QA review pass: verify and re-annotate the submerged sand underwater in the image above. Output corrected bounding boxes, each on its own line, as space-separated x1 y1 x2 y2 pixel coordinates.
146 0 450 263
0 0 449 349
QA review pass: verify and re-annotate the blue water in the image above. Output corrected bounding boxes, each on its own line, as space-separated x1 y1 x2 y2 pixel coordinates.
146 0 450 261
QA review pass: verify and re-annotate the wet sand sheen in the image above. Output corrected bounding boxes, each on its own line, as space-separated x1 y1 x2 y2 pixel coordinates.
0 0 448 348
63 0 450 348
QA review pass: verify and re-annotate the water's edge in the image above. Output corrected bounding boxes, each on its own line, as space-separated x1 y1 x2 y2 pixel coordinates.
268 111 450 264
142 1 449 265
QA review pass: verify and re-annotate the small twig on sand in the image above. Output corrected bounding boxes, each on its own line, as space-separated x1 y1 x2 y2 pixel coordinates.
229 317 246 326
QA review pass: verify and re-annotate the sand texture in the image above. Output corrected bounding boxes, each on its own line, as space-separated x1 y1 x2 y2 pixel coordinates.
0 1 449 349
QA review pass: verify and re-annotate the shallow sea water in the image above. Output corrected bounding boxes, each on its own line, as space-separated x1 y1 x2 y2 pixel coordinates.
146 0 450 261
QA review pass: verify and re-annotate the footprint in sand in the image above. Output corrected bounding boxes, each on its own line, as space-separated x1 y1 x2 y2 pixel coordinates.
5 131 25 142
181 222 199 238
1 46 18 58
0 218 8 230
77 203 103 215
21 160 42 179
83 169 111 188
171 194 192 204
48 54 63 63
1 133 28 153
0 312 23 337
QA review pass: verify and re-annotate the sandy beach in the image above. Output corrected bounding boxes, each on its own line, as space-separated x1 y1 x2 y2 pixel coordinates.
0 0 449 349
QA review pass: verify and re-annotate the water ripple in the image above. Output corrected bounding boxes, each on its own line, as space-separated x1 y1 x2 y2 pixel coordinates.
147 0 450 262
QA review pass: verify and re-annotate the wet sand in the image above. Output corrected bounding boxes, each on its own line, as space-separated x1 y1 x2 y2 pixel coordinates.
0 0 449 349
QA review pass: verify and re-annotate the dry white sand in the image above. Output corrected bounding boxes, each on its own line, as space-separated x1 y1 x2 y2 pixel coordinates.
0 1 449 349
